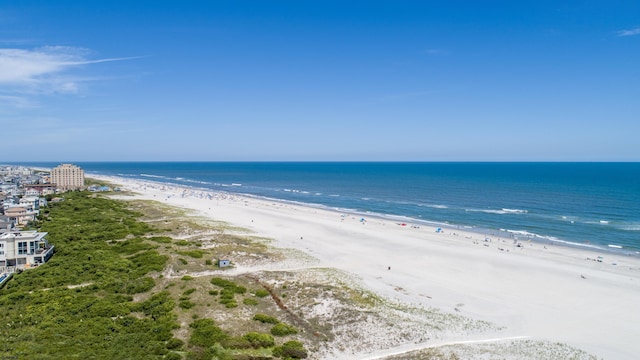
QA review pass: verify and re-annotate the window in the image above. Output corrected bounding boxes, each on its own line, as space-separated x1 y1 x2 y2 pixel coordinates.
18 242 28 255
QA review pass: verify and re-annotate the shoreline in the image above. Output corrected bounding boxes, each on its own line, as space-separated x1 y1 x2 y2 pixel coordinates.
91 174 640 359
93 172 639 257
24 164 639 255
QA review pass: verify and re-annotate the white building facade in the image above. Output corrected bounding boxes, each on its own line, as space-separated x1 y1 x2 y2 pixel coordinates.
0 230 54 267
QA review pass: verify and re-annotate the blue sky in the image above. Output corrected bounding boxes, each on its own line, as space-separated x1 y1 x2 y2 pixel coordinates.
1 1 639 161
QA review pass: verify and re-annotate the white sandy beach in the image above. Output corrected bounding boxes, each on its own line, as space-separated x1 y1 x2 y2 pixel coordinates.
97 175 640 359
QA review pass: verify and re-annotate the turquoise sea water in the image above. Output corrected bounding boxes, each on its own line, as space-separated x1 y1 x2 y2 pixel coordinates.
17 162 640 253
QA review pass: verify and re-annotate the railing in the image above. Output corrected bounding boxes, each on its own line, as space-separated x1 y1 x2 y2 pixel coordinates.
0 266 17 274
35 245 54 255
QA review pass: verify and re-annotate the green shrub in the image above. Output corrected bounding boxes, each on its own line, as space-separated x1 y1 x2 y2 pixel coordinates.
253 314 279 324
123 276 155 294
166 338 184 350
189 319 228 347
112 238 154 254
149 236 173 243
208 290 218 296
128 250 168 276
178 258 188 265
243 332 275 348
177 250 205 259
205 259 212 265
221 336 252 349
219 289 235 301
174 240 189 246
211 278 247 308
254 289 269 298
224 301 238 308
210 277 236 289
243 298 259 306
181 276 194 281
179 300 195 309
272 340 307 359
271 323 298 336
165 352 182 360
183 288 196 296
132 291 176 319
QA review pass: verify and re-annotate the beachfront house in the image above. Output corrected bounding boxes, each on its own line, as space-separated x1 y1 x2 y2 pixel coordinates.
4 206 37 227
19 196 41 211
0 216 15 231
87 185 112 192
0 184 18 195
24 184 57 196
0 230 55 268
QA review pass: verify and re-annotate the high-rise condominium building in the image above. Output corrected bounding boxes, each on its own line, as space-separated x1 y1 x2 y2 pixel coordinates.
51 164 85 190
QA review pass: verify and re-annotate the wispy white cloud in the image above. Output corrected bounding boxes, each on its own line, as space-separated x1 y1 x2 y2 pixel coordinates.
617 27 640 37
0 46 139 99
0 94 34 109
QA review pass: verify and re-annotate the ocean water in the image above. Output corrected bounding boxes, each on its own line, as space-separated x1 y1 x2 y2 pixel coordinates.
17 162 640 253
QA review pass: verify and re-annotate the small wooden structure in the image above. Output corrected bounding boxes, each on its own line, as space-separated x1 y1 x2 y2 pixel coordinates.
218 259 231 268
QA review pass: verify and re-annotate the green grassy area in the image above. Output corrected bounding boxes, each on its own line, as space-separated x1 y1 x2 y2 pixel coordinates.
0 191 308 359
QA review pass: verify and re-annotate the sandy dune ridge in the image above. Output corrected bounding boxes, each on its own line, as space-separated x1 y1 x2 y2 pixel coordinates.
97 175 640 359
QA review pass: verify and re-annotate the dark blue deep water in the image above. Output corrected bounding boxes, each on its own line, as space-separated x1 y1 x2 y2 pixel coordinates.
17 162 640 253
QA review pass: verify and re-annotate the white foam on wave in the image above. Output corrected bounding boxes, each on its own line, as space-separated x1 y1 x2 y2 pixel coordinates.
140 173 169 179
423 204 448 209
548 238 605 251
619 224 640 231
502 208 528 214
503 229 538 237
560 215 579 223
466 208 528 215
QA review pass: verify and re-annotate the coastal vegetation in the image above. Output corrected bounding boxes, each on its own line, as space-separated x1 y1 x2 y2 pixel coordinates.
1 188 599 359
0 191 309 359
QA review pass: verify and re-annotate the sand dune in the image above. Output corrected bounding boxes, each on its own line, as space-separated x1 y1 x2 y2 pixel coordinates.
98 175 640 359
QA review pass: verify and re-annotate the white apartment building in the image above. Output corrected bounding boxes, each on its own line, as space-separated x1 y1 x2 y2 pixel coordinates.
51 163 85 190
0 230 54 267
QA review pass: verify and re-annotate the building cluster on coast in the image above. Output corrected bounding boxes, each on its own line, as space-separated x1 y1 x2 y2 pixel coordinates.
0 164 89 282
